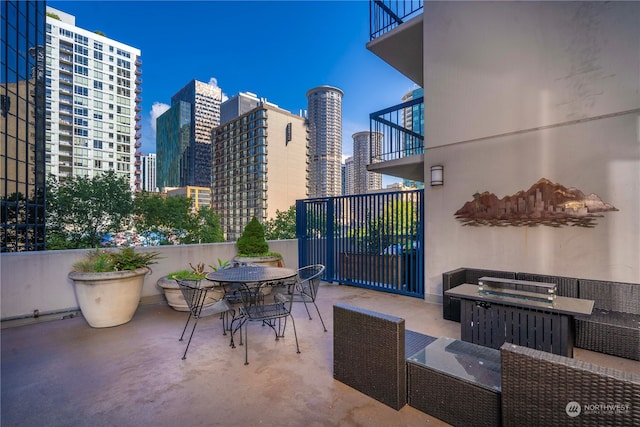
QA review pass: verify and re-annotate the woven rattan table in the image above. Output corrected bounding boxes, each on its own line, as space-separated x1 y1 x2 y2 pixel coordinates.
407 337 502 426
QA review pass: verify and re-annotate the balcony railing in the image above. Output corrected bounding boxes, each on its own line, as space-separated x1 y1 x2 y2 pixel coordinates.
370 0 424 40
370 97 424 162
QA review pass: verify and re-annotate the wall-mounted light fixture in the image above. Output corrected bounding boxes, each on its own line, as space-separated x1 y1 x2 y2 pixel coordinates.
431 165 444 186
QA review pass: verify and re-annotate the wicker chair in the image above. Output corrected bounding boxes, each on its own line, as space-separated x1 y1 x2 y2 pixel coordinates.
574 279 640 361
501 343 640 426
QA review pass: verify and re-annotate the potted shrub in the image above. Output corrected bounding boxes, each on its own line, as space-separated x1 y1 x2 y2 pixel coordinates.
68 247 160 328
234 217 283 267
157 262 225 311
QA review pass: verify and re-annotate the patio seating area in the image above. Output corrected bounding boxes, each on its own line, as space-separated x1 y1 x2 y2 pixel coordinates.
2 281 638 426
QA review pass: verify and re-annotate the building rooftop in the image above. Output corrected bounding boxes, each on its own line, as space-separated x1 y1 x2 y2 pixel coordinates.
2 282 636 426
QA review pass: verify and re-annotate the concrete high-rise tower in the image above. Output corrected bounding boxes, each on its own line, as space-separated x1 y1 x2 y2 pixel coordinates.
306 86 343 198
157 79 222 188
141 153 157 192
352 131 382 194
212 103 308 240
343 156 354 195
45 7 142 190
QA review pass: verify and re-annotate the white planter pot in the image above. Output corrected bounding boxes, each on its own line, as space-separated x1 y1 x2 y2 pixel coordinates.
233 255 282 268
68 267 148 328
156 276 223 312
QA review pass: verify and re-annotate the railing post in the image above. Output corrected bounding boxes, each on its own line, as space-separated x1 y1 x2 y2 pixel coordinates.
326 197 335 282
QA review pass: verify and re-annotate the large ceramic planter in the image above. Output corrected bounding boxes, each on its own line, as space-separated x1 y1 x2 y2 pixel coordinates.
233 255 282 267
156 276 222 312
68 267 149 328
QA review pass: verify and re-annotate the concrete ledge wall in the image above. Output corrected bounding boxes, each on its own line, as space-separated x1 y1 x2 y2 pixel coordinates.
0 240 298 321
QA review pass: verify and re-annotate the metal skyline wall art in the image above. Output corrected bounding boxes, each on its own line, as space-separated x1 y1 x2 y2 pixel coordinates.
455 178 618 228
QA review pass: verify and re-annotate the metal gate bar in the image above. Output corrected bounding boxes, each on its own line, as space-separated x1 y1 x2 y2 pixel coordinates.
296 190 424 298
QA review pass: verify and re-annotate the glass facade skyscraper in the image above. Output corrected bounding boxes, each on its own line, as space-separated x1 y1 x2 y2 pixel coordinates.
1 0 47 252
156 101 191 189
157 79 222 188
402 87 424 189
306 86 343 198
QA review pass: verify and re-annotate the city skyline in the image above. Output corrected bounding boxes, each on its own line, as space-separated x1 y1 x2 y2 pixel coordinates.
47 1 417 186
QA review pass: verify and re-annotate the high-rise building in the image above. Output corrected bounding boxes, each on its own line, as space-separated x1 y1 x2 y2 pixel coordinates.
44 7 142 190
212 103 308 240
141 153 156 192
352 131 382 194
157 79 222 189
343 156 354 195
220 91 260 125
1 0 47 252
401 87 424 189
165 186 211 212
306 85 343 198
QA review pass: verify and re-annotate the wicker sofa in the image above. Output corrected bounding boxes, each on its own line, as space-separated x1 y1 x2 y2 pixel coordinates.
574 279 640 361
442 268 638 360
333 303 435 410
501 343 640 426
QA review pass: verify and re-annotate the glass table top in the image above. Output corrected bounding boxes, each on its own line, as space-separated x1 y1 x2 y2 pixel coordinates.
407 337 501 392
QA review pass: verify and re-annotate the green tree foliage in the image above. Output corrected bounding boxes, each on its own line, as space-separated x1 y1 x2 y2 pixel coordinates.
183 206 224 244
264 205 296 240
134 192 224 245
46 172 134 249
134 191 192 233
358 199 418 253
236 217 269 255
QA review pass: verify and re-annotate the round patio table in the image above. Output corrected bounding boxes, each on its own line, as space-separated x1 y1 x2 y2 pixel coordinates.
205 266 297 286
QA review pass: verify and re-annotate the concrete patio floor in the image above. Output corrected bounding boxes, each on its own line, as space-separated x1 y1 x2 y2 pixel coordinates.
2 282 638 427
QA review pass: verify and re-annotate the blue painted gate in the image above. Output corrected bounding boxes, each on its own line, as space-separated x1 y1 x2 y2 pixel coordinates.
296 190 424 298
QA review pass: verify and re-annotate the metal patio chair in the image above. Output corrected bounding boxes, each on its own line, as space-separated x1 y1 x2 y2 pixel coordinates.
279 264 327 332
231 280 300 365
177 279 234 360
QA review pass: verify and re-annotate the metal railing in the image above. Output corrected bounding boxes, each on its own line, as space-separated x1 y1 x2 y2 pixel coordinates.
370 0 424 40
297 189 424 298
370 96 424 162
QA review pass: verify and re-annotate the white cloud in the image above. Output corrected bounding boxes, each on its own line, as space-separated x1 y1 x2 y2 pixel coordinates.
208 76 228 102
150 102 170 134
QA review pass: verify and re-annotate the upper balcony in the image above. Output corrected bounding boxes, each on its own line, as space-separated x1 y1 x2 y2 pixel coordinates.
368 97 424 183
367 0 423 86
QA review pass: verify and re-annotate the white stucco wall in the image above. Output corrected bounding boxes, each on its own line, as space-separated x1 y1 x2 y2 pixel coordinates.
421 1 640 301
0 240 298 321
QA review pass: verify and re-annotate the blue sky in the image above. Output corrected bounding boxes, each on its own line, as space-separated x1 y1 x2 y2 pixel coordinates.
48 0 417 184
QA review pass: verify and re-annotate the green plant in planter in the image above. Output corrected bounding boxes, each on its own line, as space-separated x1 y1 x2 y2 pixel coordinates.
72 247 161 272
69 247 162 328
236 217 281 258
167 262 208 281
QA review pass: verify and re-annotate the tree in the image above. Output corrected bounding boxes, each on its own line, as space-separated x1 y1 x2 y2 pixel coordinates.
183 206 224 244
134 192 224 245
46 171 134 249
133 191 192 233
264 205 296 240
236 217 269 255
